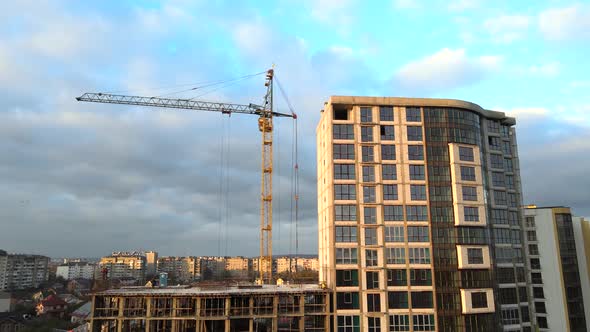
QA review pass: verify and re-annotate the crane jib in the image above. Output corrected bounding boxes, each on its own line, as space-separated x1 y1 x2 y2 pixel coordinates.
76 93 293 118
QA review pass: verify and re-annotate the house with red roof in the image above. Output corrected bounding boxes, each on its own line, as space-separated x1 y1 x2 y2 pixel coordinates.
36 294 68 318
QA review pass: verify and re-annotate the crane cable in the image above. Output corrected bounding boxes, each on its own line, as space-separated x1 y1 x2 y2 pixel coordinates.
274 75 299 272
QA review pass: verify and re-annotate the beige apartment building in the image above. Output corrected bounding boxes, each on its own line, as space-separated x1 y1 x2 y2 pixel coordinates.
317 97 531 331
99 252 146 283
225 257 250 278
276 257 320 274
157 256 200 283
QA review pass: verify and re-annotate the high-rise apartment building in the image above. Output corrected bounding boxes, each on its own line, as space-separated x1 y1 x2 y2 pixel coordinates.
56 262 96 280
99 252 146 283
157 256 201 283
0 250 49 290
523 206 588 331
145 251 158 276
317 97 532 331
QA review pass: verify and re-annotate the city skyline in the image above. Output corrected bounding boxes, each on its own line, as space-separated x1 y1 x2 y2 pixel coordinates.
1 1 590 257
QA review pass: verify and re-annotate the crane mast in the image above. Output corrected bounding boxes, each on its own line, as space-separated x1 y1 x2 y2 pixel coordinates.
76 69 291 284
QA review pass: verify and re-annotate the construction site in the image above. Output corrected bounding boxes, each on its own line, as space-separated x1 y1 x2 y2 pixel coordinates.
90 284 330 332
76 69 330 332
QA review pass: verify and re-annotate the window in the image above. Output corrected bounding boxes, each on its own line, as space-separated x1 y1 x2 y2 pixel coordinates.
502 141 511 155
334 144 355 159
360 107 372 123
459 146 474 162
506 175 514 189
471 292 488 309
390 314 410 331
336 270 358 286
462 186 477 201
410 185 427 200
535 301 546 314
379 106 393 121
464 207 479 222
387 269 407 286
380 125 394 140
537 317 548 329
335 226 357 242
368 317 381 332
494 190 507 206
337 315 359 332
383 185 398 200
491 209 508 224
408 145 424 160
385 226 404 242
388 292 408 309
336 293 359 310
410 269 432 286
488 120 500 133
336 248 357 264
406 205 428 221
386 247 405 264
382 165 397 180
525 216 535 228
335 184 356 200
333 124 354 140
533 287 544 299
409 247 430 264
335 205 356 221
412 314 435 331
362 146 374 162
367 294 381 312
407 126 423 141
366 250 378 267
406 107 421 122
409 165 425 180
460 166 476 181
333 108 349 120
467 248 484 264
381 145 396 160
363 186 376 203
529 244 539 255
364 207 376 224
365 228 377 245
490 154 503 169
501 308 520 325
498 288 518 305
384 205 404 221
361 126 373 142
531 272 542 284
504 158 513 172
492 172 505 187
334 164 355 180
411 292 433 308
408 226 429 242
488 136 501 150
366 271 379 289
527 231 537 242
508 193 518 207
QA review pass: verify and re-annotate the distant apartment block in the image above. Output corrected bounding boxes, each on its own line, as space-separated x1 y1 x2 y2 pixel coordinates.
157 256 200 283
99 252 146 283
317 97 532 331
276 257 320 274
523 206 588 331
0 250 49 290
56 262 96 280
145 251 158 276
225 257 250 278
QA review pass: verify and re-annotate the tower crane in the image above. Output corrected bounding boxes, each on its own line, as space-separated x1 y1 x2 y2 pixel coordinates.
76 69 295 284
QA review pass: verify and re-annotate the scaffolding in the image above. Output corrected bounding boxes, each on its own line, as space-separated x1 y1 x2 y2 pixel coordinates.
90 285 330 332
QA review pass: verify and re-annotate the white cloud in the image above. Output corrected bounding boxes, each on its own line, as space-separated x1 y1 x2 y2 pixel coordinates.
393 0 421 9
309 0 355 34
448 0 479 11
232 21 273 56
539 4 590 41
528 62 560 77
393 48 502 93
484 15 531 43
502 107 550 120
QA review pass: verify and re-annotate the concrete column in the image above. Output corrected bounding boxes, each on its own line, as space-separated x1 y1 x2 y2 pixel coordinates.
299 295 305 332
195 297 201 332
117 297 123 332
225 297 231 332
89 295 96 332
145 297 151 332
272 295 278 332
171 298 178 331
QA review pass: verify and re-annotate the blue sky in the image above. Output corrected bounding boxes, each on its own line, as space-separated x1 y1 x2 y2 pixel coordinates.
0 0 589 257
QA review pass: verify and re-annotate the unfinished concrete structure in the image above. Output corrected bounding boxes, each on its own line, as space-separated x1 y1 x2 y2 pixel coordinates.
90 285 330 331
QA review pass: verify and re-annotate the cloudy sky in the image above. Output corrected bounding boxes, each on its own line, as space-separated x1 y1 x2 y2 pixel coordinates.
1 0 589 258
